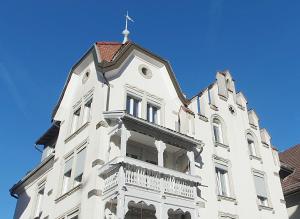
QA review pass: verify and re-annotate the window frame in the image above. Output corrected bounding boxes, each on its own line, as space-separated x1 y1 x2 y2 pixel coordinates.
146 102 160 124
213 155 236 201
33 180 46 219
60 141 88 196
246 131 261 160
252 169 272 209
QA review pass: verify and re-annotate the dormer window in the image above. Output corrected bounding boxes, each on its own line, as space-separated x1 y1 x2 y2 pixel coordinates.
147 103 160 124
126 95 141 117
212 118 223 144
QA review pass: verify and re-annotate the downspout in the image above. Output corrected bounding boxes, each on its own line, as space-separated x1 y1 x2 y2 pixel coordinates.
102 72 110 111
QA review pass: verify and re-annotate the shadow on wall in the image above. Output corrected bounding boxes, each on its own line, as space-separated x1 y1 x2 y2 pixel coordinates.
290 205 300 219
13 191 31 219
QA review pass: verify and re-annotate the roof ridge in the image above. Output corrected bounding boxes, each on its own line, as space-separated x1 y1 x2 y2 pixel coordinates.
96 41 122 45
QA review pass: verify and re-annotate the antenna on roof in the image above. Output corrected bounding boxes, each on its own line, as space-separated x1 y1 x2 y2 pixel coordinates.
122 11 134 44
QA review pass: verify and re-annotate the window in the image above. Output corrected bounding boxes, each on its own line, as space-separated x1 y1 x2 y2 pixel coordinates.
247 133 259 158
61 147 87 194
74 148 87 186
253 172 269 207
216 167 230 197
147 103 160 124
34 184 45 218
62 157 73 194
71 108 81 133
212 119 223 144
82 99 92 124
126 95 141 117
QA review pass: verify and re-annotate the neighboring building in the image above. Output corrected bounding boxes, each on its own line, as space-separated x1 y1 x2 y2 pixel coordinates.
280 144 300 219
10 36 288 218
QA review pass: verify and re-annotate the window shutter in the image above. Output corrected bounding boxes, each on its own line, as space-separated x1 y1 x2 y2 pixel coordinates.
75 148 87 177
254 174 267 197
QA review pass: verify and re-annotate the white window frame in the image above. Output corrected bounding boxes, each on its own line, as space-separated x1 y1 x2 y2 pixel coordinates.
33 180 46 219
60 142 88 195
213 156 236 201
70 107 81 134
147 102 160 124
126 95 142 118
252 170 271 208
82 98 93 124
215 166 230 197
212 119 224 144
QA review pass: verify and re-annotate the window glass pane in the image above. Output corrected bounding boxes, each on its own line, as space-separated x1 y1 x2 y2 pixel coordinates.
213 125 220 142
82 99 92 124
126 96 140 117
216 167 230 196
147 104 159 124
254 174 267 198
71 108 81 133
74 148 87 186
62 157 73 194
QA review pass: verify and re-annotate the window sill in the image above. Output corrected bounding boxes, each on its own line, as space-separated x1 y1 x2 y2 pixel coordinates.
198 114 208 122
65 122 90 143
210 104 219 111
258 204 274 212
218 94 228 102
55 184 82 203
217 195 237 205
261 142 270 148
214 142 230 152
250 155 263 163
250 124 258 130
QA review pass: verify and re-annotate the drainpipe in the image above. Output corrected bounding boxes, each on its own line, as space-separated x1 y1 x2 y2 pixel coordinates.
102 72 111 111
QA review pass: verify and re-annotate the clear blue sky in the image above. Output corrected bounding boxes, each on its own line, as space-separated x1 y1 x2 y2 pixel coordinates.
1 0 299 217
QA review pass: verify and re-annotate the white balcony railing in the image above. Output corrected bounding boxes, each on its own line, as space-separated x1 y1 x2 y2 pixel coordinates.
100 157 201 199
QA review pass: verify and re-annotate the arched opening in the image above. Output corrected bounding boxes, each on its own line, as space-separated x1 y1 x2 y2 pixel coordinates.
167 209 191 219
104 198 117 219
125 201 156 219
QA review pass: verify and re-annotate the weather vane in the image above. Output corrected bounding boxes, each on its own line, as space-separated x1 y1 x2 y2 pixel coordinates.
122 11 134 43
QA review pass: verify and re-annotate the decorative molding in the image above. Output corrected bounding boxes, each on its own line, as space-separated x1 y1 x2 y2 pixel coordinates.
250 124 258 130
214 142 230 152
88 189 102 198
218 211 239 219
64 122 90 143
55 184 82 203
217 195 237 204
210 104 219 111
47 189 53 196
92 159 105 167
198 114 208 122
261 141 270 148
218 94 228 102
96 120 108 129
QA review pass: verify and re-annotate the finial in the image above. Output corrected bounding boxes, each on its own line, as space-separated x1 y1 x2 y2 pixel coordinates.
122 11 134 44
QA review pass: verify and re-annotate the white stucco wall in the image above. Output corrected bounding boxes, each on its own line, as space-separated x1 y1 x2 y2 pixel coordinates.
12 47 288 219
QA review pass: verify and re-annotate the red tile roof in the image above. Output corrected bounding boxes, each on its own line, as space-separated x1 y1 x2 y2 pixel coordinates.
95 42 124 62
280 144 300 194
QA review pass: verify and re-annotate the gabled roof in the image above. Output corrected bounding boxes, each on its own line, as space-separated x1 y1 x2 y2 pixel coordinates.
279 144 300 195
95 42 123 62
51 41 188 119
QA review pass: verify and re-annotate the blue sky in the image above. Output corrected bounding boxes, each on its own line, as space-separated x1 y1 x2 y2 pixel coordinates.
1 0 300 217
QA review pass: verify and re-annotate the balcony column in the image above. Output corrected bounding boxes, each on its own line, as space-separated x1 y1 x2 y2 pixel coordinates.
117 165 126 219
155 140 166 167
187 150 196 175
120 124 130 157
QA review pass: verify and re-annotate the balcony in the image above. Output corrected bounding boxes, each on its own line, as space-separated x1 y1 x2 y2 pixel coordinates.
99 111 204 218
100 156 201 199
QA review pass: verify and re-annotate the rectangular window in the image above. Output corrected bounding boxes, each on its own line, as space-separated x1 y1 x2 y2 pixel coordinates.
71 108 81 133
82 99 92 124
74 148 87 186
216 167 230 197
147 103 160 124
126 95 141 117
213 124 223 143
34 184 45 218
62 157 73 194
248 139 257 156
253 173 269 206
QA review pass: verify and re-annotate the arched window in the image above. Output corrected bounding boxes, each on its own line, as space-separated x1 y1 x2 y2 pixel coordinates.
247 133 258 157
212 118 224 144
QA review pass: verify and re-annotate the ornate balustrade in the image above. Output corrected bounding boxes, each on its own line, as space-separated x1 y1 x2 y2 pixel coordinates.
100 157 201 199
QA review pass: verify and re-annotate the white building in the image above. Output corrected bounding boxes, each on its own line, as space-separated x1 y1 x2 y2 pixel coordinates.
10 39 288 219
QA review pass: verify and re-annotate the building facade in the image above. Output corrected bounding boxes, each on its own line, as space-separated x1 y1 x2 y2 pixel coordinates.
10 41 288 219
279 144 300 219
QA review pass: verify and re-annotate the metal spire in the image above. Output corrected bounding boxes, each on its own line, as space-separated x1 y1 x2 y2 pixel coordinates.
122 11 134 44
